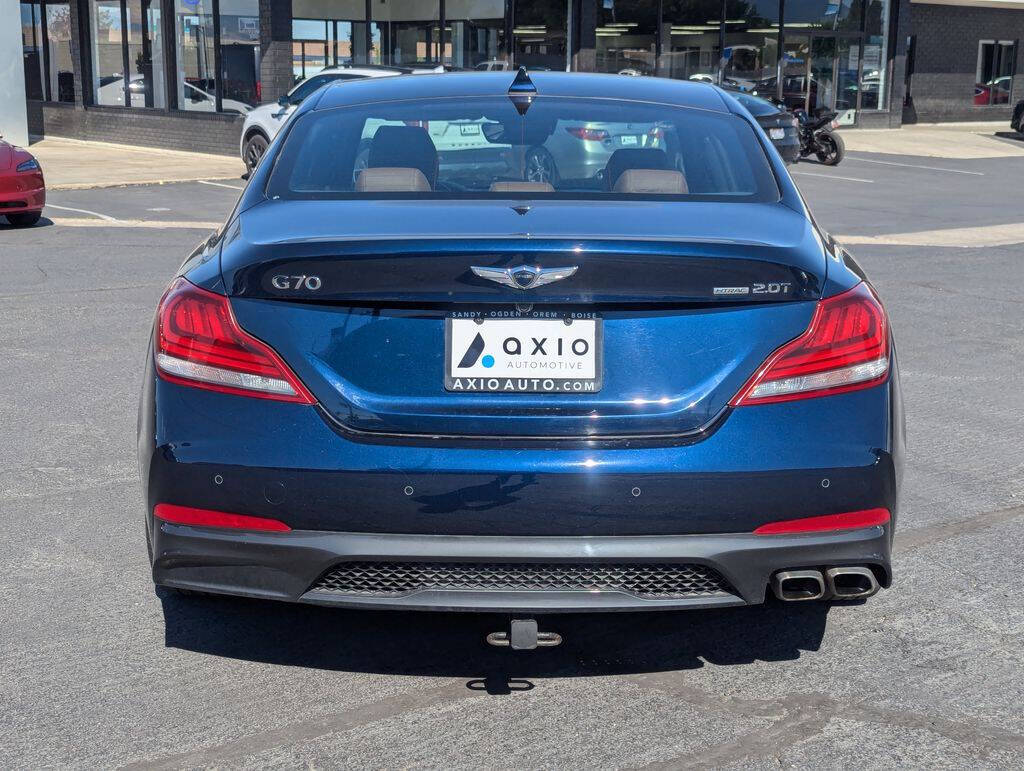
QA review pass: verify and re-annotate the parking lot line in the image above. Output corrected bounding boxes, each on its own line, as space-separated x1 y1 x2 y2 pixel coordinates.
45 203 119 221
792 171 875 183
836 221 1024 247
198 180 245 190
48 217 221 230
844 155 985 175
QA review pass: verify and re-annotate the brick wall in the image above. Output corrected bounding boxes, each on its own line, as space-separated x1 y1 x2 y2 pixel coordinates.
907 1 1024 122
259 0 294 104
31 103 243 156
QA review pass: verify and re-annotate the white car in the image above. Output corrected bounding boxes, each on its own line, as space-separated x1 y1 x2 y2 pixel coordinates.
239 65 442 173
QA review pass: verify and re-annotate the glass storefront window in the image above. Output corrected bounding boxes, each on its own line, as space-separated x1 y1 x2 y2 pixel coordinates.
661 0 721 82
334 21 355 64
20 2 46 100
219 0 260 108
781 36 808 109
447 0 506 69
90 0 165 107
292 0 369 73
860 0 888 110
125 0 166 107
720 0 779 91
46 3 75 101
174 0 216 111
90 0 125 105
371 0 441 65
22 0 75 102
293 19 330 80
783 0 861 32
513 0 567 71
975 41 1016 106
593 0 658 76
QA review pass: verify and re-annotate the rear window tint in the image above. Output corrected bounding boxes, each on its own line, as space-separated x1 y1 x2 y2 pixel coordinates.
267 96 779 202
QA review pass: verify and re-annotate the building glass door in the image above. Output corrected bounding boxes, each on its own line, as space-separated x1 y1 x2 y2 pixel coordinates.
513 0 567 71
785 33 862 124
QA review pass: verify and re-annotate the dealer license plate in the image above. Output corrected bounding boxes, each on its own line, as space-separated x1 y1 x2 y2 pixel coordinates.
445 312 602 393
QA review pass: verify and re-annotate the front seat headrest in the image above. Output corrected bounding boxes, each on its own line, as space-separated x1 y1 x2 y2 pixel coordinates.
355 167 433 192
604 148 670 189
613 169 688 194
368 125 438 188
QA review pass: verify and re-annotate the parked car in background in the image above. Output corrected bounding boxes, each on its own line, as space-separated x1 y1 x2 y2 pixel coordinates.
240 65 443 173
720 88 800 163
0 139 45 228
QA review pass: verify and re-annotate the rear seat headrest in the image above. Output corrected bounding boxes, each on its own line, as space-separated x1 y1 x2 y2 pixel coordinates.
604 148 670 189
355 167 432 192
488 181 555 193
368 125 438 188
612 169 688 194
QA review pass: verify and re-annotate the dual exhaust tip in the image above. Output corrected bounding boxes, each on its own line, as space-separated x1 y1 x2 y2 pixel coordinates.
771 566 879 602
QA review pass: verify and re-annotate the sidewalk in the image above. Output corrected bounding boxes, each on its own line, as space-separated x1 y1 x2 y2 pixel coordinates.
29 137 245 190
842 121 1024 159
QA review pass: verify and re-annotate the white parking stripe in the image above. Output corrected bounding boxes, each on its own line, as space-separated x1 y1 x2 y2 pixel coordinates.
49 217 221 230
844 155 985 176
792 171 875 183
198 180 244 190
836 221 1024 248
45 203 119 221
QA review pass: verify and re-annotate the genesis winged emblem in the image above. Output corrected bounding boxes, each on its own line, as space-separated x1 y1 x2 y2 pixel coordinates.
471 264 578 290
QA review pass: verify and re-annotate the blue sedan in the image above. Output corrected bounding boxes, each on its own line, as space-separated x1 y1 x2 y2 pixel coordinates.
139 71 901 642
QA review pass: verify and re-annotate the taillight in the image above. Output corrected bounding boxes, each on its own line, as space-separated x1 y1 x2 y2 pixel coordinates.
155 277 315 403
730 282 889 406
566 127 610 142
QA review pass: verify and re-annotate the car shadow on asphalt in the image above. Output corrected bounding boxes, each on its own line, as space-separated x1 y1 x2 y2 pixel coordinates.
158 590 832 686
0 216 53 229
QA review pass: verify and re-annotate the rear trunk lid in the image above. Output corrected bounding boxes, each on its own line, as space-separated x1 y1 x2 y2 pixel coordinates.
222 200 826 438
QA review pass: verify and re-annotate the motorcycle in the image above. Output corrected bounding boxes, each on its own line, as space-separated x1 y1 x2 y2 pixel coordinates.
794 108 845 166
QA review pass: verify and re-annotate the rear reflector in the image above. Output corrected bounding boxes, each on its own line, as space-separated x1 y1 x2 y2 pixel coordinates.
753 508 890 535
731 282 889 405
154 503 291 532
155 277 315 403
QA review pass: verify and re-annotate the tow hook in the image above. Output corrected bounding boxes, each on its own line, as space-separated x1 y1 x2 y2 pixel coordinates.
486 618 562 650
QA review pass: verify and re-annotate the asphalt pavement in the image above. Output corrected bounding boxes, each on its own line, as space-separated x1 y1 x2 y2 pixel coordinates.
2 148 1023 769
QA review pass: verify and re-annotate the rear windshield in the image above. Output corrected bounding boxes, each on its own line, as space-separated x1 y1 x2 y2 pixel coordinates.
730 92 781 117
267 96 779 202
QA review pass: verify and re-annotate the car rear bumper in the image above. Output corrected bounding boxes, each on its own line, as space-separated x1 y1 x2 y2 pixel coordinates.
152 520 891 612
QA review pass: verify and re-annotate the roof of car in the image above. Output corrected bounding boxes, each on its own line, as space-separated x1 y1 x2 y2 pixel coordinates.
311 71 733 114
315 65 412 76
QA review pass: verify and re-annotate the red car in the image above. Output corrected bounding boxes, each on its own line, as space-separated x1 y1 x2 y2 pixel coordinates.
0 139 45 227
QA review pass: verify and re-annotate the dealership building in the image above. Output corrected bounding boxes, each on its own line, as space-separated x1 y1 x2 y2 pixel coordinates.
5 0 1023 154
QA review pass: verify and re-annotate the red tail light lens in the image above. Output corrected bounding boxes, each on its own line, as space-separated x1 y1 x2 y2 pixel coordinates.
753 508 890 535
155 503 291 532
566 127 610 142
731 282 889 406
155 277 315 403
